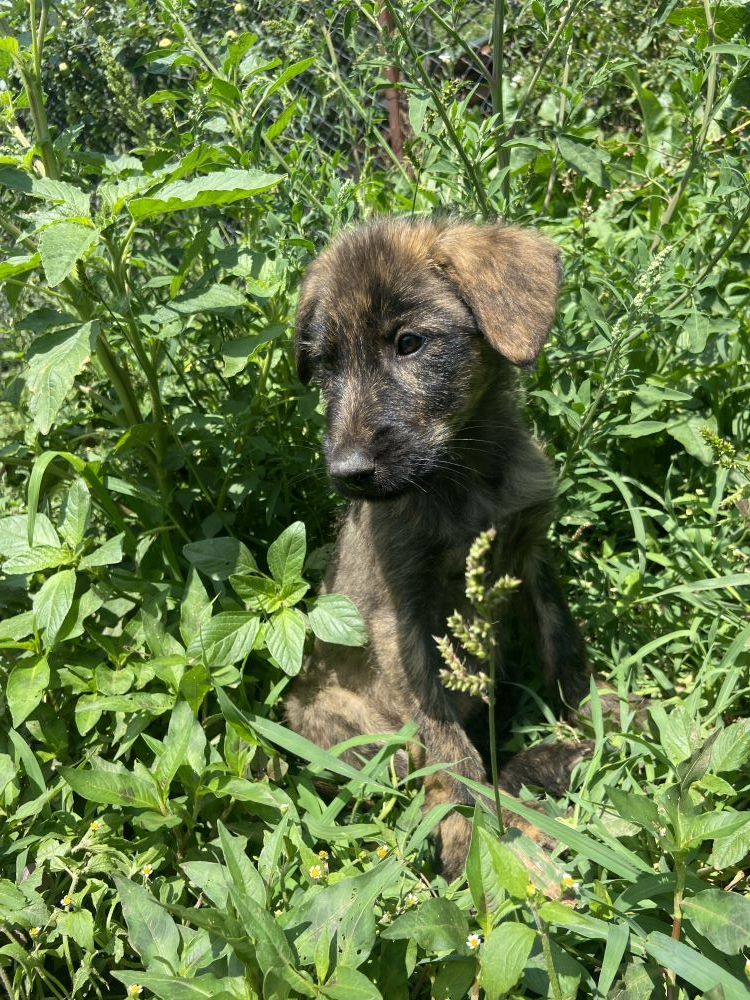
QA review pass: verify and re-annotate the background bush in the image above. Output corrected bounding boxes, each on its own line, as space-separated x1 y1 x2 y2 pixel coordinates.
0 1 749 997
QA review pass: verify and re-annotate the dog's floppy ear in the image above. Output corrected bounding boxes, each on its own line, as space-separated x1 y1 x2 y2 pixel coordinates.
434 223 562 367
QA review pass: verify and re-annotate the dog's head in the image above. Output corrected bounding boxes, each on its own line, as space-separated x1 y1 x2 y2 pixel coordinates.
295 218 561 500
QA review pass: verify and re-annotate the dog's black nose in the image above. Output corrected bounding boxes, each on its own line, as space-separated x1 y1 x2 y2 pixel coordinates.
328 447 375 490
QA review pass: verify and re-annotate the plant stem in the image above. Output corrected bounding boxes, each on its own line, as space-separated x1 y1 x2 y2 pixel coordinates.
650 0 717 251
666 856 687 1000
382 0 491 217
532 909 564 1000
491 0 509 207
486 635 504 834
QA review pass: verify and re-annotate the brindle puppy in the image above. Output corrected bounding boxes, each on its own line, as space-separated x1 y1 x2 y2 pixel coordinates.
286 217 590 879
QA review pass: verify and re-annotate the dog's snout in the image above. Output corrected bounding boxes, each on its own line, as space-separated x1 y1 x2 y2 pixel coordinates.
328 446 376 491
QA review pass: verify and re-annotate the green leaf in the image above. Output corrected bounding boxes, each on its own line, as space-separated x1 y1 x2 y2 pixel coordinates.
59 478 91 547
58 908 94 952
682 889 750 954
33 568 76 646
182 537 257 580
114 876 180 971
608 788 660 830
477 827 531 900
217 821 267 906
267 521 306 585
649 704 701 766
321 967 384 1000
154 700 197 791
643 930 747 1000
129 168 283 219
711 719 750 772
230 573 283 612
181 861 231 909
25 322 99 435
381 898 469 953
307 594 367 647
667 415 718 466
112 972 237 1000
38 221 98 287
0 253 41 281
266 606 307 676
3 544 70 574
61 766 163 811
265 56 316 97
6 657 49 727
480 923 536 999
167 283 246 314
179 567 213 646
78 532 124 570
186 611 260 666
557 134 611 188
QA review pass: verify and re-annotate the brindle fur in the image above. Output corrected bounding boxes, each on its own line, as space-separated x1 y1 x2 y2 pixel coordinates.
286 218 590 879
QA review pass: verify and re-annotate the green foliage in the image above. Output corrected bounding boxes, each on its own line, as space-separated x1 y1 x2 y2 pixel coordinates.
0 0 749 998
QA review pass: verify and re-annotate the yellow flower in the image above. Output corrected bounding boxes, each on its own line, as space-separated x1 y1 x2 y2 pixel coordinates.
745 958 750 978
158 37 172 48
60 895 72 908
127 986 143 997
318 850 329 861
141 865 154 878
309 865 322 880
59 61 69 73
375 846 388 860
89 820 101 831
30 926 41 938
274 908 283 917
561 872 579 892
466 932 482 951
225 29 238 39
525 882 537 899
234 2 246 11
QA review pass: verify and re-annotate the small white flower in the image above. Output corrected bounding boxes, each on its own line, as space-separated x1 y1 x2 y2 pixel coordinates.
466 932 482 951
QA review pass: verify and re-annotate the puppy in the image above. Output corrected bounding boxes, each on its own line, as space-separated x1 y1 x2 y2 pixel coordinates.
285 217 590 878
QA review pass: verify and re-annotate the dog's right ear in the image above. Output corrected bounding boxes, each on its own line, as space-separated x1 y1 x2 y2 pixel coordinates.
294 282 317 385
434 223 562 367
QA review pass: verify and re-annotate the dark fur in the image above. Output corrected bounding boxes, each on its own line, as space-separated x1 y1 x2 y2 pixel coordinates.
286 218 590 878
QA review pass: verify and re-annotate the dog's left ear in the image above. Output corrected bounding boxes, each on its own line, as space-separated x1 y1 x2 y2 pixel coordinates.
434 223 562 367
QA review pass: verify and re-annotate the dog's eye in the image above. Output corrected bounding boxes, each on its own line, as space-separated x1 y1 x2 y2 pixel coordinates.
395 332 424 357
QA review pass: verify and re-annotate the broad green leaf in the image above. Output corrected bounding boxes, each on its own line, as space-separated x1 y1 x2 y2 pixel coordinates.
217 821 266 905
33 178 91 215
266 606 307 676
38 221 98 287
59 478 91 547
649 704 701 766
129 168 282 219
557 134 611 188
114 876 180 971
682 889 750 953
0 512 59 554
167 283 246 314
58 908 94 951
179 567 213 646
643 930 747 1000
78 532 124 569
181 861 232 909
230 572 283 612
182 537 257 580
229 890 316 997
0 611 35 641
265 56 316 97
382 897 469 952
222 325 284 377
709 821 750 869
25 321 99 435
711 719 750 772
267 521 306 585
608 788 660 830
321 967 384 1000
154 700 197 791
477 827 531 900
3 545 70 574
308 594 367 647
113 972 237 1000
608 959 659 1000
667 415 718 466
186 611 260 666
480 923 536 999
33 568 76 646
6 657 49 727
76 692 174 715
61 766 163 811
0 253 41 281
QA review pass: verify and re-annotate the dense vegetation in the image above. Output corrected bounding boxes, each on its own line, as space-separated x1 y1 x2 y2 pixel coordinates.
0 1 749 997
